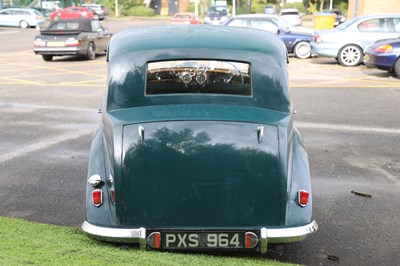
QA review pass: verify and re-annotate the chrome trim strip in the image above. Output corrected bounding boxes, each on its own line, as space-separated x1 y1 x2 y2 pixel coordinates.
82 220 318 247
263 220 318 243
81 221 146 244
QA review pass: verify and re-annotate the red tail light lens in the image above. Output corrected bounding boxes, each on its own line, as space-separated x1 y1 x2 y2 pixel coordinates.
92 189 103 207
65 39 80 47
298 189 309 207
374 44 393 53
314 35 322 43
147 232 161 249
245 232 258 249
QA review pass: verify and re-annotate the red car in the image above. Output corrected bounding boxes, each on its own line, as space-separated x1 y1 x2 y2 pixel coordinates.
170 12 201 25
50 6 94 21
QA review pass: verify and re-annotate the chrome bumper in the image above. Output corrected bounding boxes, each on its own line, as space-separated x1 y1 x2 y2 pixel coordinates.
81 220 318 253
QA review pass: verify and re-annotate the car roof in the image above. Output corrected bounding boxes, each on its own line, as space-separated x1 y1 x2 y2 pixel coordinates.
230 14 279 19
107 25 290 113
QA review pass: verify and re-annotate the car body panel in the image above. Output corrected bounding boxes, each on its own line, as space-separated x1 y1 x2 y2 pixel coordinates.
82 25 317 252
50 6 94 20
311 14 400 58
364 38 400 72
33 18 112 59
0 7 45 27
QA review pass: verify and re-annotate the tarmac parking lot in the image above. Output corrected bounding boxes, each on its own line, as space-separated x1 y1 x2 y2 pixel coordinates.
1 20 400 265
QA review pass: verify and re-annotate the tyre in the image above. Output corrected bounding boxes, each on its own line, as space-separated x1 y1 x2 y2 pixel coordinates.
20 20 29 28
294 41 311 59
338 44 363 66
93 14 100 20
393 58 400 78
42 55 53 61
86 43 96 60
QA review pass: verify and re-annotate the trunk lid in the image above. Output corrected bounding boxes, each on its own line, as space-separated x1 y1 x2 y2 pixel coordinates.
120 121 284 228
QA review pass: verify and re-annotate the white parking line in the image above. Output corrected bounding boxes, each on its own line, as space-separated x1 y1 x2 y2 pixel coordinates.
0 30 19 35
296 122 400 135
0 129 93 163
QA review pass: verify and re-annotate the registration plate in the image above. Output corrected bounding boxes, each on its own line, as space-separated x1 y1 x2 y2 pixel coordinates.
147 230 259 251
47 42 65 47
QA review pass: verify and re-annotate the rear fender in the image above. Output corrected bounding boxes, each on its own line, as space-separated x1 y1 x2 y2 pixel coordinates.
286 127 313 225
85 127 114 225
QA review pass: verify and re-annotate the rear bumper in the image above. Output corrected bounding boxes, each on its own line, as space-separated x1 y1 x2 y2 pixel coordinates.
81 220 318 252
33 47 86 56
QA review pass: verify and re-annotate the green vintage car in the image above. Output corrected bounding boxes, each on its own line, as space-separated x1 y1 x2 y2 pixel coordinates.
82 25 318 253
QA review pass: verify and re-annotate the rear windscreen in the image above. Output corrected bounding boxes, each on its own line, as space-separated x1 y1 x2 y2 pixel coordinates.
146 60 251 96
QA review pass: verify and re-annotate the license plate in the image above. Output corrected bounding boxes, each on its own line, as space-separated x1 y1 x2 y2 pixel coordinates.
147 230 258 250
47 42 65 47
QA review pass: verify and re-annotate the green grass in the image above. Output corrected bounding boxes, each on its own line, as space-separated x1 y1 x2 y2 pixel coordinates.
0 217 294 266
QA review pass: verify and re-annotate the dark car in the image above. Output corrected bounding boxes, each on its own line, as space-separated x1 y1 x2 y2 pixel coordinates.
321 9 346 26
82 4 108 20
81 25 317 253
224 14 314 59
33 18 112 61
364 38 400 78
204 5 229 25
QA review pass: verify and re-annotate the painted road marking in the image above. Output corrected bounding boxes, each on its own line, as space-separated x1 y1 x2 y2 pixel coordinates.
296 122 400 135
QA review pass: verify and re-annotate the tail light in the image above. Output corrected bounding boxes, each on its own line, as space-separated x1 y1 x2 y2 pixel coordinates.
65 39 80 46
147 232 161 249
374 44 393 53
314 35 322 43
34 40 46 47
298 189 309 207
92 189 103 207
245 232 258 249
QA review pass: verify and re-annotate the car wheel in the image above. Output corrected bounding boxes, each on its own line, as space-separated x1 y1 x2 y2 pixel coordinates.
294 41 311 59
20 20 29 28
93 14 100 20
338 44 363 66
393 58 400 78
86 42 96 60
42 55 53 61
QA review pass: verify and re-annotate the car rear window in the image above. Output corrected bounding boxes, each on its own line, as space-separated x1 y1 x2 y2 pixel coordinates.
146 60 251 96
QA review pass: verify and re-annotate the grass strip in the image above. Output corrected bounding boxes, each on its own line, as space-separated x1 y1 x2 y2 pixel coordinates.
0 216 293 266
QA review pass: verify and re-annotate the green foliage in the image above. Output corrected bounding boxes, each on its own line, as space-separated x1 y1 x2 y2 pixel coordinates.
0 216 294 266
121 5 155 16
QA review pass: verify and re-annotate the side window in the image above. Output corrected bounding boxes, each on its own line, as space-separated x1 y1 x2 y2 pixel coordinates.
393 18 400 32
358 18 390 32
250 19 278 33
227 19 248 28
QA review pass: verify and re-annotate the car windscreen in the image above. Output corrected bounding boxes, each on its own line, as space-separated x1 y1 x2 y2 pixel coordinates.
146 60 251 96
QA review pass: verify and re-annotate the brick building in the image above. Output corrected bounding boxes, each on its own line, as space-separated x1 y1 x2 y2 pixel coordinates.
348 0 400 19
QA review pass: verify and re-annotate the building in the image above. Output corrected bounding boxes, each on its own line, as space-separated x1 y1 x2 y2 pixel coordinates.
348 0 400 19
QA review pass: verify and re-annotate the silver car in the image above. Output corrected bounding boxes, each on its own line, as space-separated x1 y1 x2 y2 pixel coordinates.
0 7 45 28
311 14 400 66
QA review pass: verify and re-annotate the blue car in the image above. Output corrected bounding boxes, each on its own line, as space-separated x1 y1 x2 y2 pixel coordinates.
224 14 314 59
364 38 400 77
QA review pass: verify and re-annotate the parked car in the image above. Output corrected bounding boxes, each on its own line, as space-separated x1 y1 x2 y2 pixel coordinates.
364 38 400 77
81 25 318 252
320 9 346 26
0 7 45 28
50 6 94 21
224 14 314 59
170 12 201 25
33 18 112 61
279 8 302 26
204 5 229 25
82 4 108 20
263 4 276 14
311 14 400 66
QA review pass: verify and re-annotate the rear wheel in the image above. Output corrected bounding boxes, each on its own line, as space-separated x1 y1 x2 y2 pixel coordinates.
20 20 29 28
93 14 100 20
294 41 311 59
393 58 400 78
338 44 363 66
42 55 53 61
86 42 96 60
